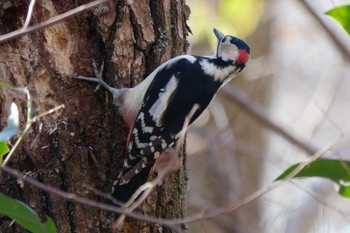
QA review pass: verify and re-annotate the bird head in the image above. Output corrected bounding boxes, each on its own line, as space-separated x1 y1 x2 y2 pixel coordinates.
214 28 250 66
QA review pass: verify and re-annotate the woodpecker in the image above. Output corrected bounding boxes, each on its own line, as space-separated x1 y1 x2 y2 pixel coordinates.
75 28 250 205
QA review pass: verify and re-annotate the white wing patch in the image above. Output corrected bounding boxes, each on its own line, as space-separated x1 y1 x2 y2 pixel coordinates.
123 55 196 123
149 75 179 126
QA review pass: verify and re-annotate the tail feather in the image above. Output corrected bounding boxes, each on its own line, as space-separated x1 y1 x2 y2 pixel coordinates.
111 166 152 205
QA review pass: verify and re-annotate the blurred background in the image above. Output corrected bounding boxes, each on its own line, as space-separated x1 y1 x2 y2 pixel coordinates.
185 0 350 232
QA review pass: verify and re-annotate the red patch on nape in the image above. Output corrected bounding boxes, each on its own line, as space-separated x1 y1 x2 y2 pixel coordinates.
237 49 250 65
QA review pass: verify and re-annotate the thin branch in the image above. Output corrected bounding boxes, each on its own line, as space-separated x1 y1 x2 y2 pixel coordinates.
282 135 342 181
164 134 344 225
31 104 65 122
0 0 109 44
221 84 318 155
2 104 65 166
0 165 183 232
290 180 350 224
2 124 31 166
1 134 345 230
166 182 281 226
84 184 124 206
300 0 350 60
23 0 37 28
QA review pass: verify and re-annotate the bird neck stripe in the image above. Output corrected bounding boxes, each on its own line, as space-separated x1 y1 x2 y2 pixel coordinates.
200 59 237 82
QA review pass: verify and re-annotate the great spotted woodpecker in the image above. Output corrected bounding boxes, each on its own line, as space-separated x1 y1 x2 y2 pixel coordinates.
75 28 250 205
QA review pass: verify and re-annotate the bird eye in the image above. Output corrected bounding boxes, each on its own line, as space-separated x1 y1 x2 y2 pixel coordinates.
221 37 227 43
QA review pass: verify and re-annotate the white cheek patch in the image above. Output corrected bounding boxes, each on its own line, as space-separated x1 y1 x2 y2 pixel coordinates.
220 42 239 62
149 75 179 126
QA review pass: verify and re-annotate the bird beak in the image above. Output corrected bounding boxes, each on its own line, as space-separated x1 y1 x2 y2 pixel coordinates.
213 28 224 41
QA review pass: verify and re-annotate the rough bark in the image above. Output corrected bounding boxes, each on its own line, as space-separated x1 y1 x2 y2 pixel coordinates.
0 0 189 232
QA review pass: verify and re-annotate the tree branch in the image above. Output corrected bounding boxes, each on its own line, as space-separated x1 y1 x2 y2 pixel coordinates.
300 0 350 60
222 84 318 155
0 0 109 44
0 165 183 232
23 0 37 28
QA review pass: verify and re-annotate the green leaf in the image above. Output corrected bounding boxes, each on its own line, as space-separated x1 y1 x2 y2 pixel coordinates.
276 159 350 198
0 103 19 141
0 141 9 164
326 5 350 35
339 185 350 197
0 194 57 233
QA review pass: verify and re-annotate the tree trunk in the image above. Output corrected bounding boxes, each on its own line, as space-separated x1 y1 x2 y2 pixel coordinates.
0 0 189 232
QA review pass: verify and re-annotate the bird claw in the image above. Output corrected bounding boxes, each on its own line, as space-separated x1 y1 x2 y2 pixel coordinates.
75 59 125 107
74 59 109 91
91 59 104 92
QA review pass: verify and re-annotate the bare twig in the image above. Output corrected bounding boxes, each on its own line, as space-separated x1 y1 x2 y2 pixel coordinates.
290 180 350 223
0 165 183 232
23 0 37 28
31 104 65 122
0 0 109 44
300 0 350 60
1 124 345 232
84 184 124 206
163 134 344 225
221 84 318 155
177 104 200 149
2 104 65 166
281 135 342 181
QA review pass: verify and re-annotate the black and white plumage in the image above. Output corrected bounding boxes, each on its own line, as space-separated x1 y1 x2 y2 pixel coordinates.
75 28 250 205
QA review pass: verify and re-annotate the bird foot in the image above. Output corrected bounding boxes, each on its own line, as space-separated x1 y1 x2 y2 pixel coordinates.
74 59 107 92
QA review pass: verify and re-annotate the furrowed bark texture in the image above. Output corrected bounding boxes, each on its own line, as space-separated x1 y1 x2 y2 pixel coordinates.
0 0 190 232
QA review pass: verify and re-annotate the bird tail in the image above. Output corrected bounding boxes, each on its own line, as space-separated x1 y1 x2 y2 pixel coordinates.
111 166 152 206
